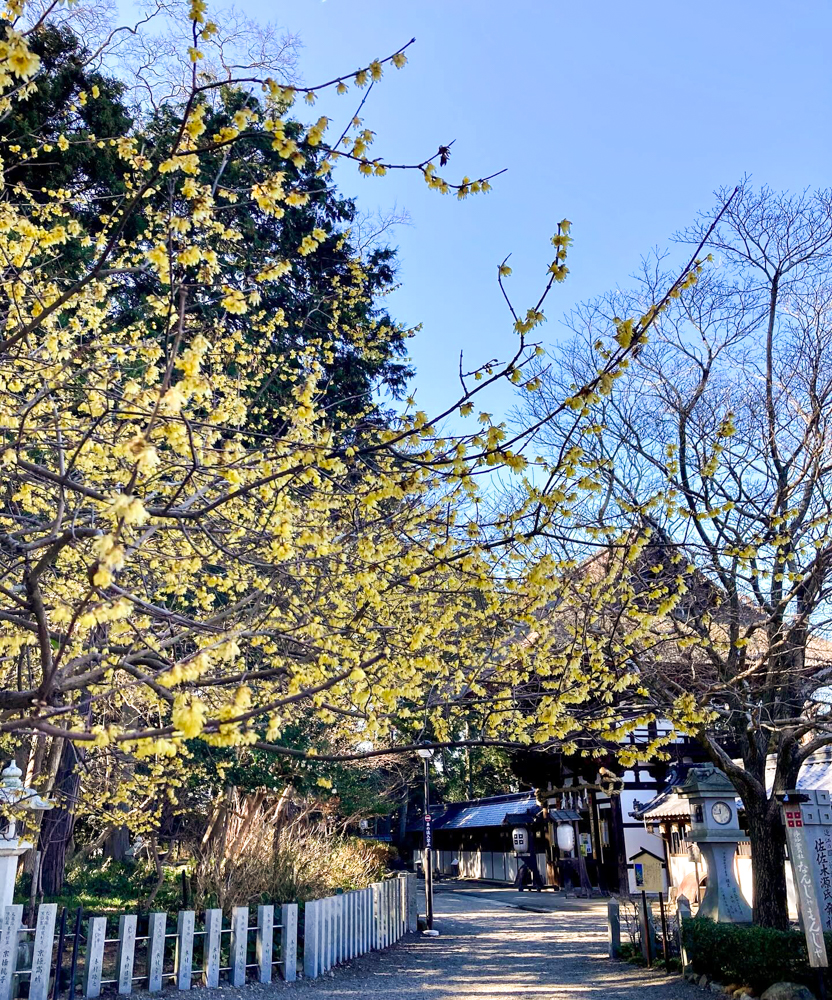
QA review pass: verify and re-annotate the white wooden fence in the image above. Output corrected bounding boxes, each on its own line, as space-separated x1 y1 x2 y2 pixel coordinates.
0 875 416 996
303 874 417 979
414 848 551 884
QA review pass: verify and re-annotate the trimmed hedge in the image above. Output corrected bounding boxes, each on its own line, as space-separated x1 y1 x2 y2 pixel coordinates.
682 918 831 994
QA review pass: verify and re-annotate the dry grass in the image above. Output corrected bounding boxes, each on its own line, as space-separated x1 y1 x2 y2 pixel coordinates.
192 808 395 910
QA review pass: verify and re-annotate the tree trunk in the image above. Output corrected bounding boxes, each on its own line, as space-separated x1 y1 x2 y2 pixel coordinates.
22 735 50 876
271 786 292 853
396 787 408 847
39 739 85 897
610 794 629 895
745 800 789 929
103 825 130 862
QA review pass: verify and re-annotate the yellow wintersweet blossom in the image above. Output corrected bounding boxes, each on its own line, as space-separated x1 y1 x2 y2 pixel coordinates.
0 1 710 841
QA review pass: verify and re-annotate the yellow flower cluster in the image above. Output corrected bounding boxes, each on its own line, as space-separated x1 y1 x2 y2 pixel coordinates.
0 0 719 839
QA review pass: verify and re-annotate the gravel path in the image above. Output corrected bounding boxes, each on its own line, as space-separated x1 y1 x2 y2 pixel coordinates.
157 885 703 1000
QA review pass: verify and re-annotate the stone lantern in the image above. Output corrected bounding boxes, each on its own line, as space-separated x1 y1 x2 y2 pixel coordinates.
676 765 751 923
0 762 53 910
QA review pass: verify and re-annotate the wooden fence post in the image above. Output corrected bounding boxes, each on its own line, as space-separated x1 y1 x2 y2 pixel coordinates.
146 913 166 993
202 910 222 988
639 891 652 966
343 894 351 962
371 883 381 950
406 874 418 933
83 916 106 999
343 892 349 962
229 907 248 987
327 895 336 969
319 898 329 972
393 879 399 941
336 894 344 965
280 903 297 982
116 914 137 994
256 905 273 984
30 903 57 1000
303 900 320 980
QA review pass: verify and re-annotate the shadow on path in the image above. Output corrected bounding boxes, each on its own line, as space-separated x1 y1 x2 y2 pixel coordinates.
293 884 700 1000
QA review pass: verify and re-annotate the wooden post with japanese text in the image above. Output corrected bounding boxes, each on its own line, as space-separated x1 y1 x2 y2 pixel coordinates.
780 791 829 997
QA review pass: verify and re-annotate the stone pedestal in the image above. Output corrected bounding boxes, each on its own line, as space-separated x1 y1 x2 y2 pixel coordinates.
607 898 620 958
0 841 29 911
696 842 752 923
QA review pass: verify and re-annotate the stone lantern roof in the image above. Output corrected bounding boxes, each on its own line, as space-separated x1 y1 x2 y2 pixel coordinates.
674 765 735 798
0 762 53 812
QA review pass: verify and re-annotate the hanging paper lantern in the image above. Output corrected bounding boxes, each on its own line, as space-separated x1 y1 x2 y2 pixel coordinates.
512 826 530 854
556 822 575 853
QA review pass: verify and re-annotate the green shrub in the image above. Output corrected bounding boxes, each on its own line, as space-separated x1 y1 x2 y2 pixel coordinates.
617 942 644 965
682 918 832 994
16 859 186 915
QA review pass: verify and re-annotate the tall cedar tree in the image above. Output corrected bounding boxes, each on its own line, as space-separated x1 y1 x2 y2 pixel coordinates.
4 25 413 432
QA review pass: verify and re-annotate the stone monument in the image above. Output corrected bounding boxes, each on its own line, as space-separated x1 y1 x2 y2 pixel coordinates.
0 761 53 910
779 788 832 968
676 765 751 923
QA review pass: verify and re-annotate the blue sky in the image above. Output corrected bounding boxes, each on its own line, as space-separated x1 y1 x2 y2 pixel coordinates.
160 1 832 418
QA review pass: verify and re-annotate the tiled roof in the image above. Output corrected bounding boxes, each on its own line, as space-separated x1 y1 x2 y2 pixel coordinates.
437 792 539 830
634 749 832 822
795 748 832 791
633 791 692 821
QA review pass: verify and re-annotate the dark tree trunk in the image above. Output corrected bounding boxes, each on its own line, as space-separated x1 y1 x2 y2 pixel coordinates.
103 825 130 862
39 739 84 897
396 787 408 847
745 798 789 929
610 794 629 895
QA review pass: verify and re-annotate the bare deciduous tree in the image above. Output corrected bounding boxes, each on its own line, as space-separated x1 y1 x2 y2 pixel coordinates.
525 184 832 928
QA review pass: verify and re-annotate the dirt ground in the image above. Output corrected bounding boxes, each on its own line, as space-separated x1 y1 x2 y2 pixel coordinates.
144 883 702 1000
